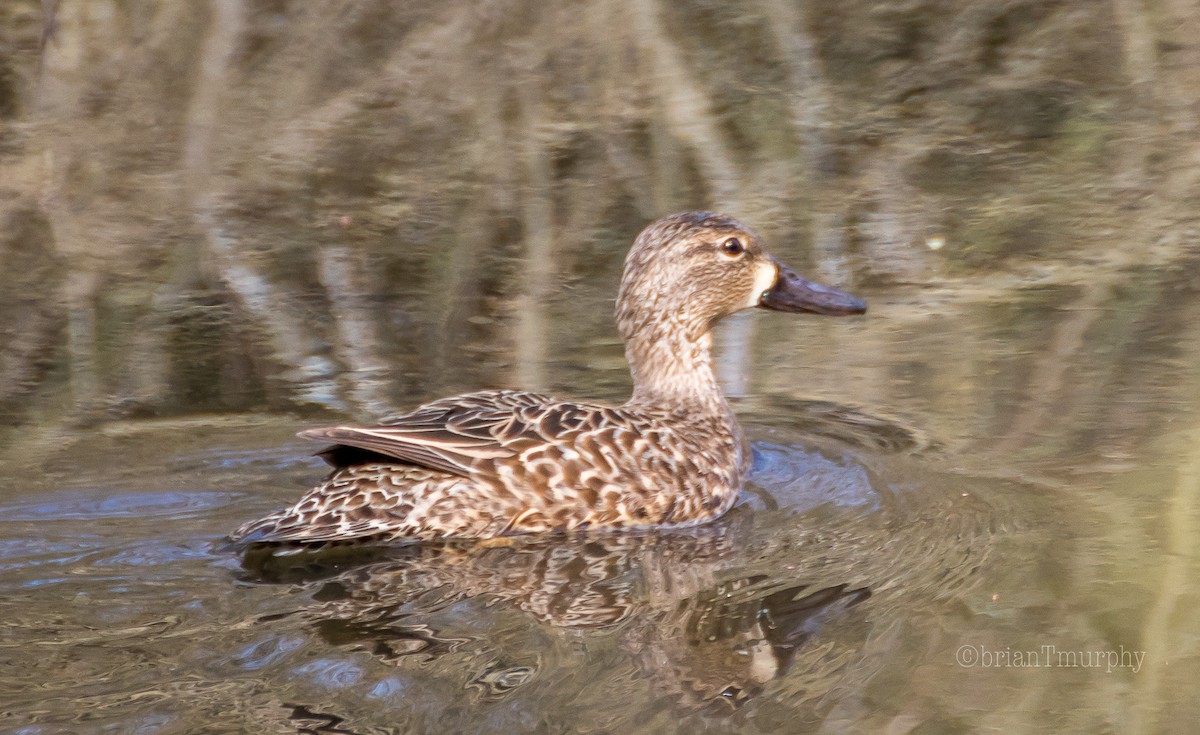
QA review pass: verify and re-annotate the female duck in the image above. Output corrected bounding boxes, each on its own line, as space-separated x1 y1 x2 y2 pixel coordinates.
232 212 865 546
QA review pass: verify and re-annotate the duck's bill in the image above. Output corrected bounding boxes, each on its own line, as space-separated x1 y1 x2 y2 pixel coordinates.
759 264 867 316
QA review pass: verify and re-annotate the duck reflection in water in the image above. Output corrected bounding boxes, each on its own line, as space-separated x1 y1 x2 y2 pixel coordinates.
241 514 870 715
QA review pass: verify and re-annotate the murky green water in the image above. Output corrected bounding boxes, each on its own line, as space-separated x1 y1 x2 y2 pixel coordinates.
4 0 1200 733
5 277 1199 733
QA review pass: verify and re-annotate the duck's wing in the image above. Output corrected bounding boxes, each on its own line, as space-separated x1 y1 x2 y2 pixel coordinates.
299 389 578 477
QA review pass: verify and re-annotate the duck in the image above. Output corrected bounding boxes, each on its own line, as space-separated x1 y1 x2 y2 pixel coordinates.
231 211 866 547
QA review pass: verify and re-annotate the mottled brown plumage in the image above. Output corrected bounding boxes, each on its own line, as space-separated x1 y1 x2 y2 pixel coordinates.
231 211 866 547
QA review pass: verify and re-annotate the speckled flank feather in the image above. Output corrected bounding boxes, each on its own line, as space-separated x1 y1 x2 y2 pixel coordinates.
231 211 865 547
232 390 745 544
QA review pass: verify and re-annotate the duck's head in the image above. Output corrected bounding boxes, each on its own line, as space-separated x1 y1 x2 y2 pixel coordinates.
616 211 866 345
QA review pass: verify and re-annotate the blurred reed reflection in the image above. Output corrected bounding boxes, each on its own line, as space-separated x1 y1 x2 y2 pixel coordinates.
2 0 1199 452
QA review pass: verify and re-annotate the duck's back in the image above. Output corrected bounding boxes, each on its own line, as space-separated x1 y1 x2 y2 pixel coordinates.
231 389 745 546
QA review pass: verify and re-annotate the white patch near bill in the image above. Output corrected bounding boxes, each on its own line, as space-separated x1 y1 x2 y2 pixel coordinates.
746 260 779 308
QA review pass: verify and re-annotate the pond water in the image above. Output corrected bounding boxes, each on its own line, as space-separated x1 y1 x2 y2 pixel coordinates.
4 273 1199 733
3 0 1200 733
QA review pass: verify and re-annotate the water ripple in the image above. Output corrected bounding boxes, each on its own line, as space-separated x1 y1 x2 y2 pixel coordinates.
0 489 235 522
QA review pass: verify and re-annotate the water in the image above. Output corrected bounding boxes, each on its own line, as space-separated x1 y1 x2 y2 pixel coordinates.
5 280 1197 732
0 414 1008 734
4 0 1200 732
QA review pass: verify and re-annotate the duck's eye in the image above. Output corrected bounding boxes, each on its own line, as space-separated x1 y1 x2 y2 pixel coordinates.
720 238 745 258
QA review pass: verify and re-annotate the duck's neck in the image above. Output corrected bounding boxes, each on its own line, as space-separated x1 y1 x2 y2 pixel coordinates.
622 325 731 418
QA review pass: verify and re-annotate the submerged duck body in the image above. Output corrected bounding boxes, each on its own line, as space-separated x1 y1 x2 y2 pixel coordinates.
232 212 866 547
